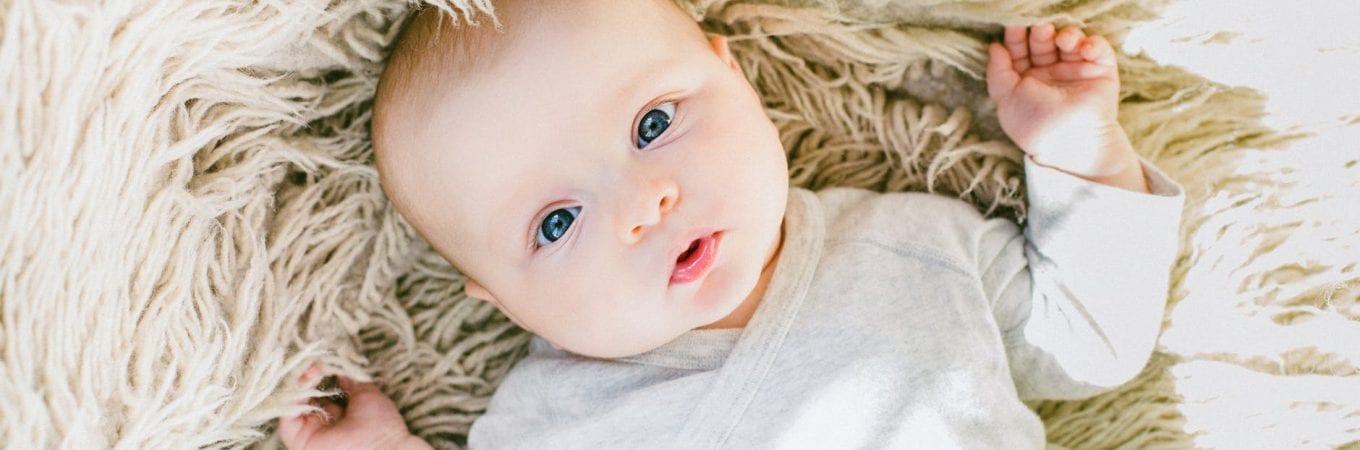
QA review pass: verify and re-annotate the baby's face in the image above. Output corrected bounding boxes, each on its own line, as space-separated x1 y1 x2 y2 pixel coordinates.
390 0 788 358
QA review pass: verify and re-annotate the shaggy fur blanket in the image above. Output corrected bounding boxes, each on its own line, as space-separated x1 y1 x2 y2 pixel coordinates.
2 0 1356 448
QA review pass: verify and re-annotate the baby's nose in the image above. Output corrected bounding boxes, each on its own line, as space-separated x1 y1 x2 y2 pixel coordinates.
620 177 678 244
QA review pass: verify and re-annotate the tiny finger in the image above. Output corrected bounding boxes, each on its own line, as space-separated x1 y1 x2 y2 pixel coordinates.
277 412 322 449
1003 26 1029 56
291 365 325 409
986 43 1019 100
1081 35 1117 67
1056 27 1085 61
1003 26 1031 72
1028 24 1058 66
298 365 322 386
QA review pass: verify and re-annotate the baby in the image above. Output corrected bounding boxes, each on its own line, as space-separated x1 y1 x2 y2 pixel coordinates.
279 0 1185 448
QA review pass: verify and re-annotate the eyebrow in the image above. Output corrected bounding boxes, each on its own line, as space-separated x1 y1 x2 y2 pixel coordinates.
611 61 676 117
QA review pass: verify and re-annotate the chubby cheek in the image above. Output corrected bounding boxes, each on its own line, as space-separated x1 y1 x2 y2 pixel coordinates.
529 265 596 322
529 243 645 325
688 121 786 217
528 266 660 357
698 88 783 175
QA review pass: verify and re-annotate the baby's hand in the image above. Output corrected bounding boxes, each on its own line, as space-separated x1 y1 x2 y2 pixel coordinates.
277 365 432 450
987 24 1135 180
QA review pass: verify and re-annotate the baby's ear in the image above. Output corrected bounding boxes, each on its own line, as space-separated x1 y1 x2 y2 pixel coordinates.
706 34 741 74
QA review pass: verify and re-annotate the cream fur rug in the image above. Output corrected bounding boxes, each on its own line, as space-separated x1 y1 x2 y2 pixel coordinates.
2 0 1356 448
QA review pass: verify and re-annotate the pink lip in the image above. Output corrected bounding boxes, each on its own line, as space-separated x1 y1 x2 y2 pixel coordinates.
670 231 721 285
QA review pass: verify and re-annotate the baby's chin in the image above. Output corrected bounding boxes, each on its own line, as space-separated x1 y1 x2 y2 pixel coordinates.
692 242 771 329
563 328 690 359
564 290 750 359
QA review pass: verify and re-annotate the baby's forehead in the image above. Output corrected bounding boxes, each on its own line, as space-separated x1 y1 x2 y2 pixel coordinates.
377 0 711 215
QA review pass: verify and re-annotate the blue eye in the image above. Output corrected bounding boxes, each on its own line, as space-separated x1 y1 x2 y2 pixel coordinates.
536 206 581 247
636 102 676 148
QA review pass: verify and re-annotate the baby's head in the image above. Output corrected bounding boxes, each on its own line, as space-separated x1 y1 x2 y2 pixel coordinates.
372 0 788 358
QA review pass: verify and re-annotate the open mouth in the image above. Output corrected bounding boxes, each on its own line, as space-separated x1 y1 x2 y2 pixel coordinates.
671 232 720 285
677 239 701 263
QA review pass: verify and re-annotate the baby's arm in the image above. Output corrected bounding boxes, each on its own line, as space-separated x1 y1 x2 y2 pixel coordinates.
277 365 432 450
979 24 1185 398
987 24 1148 193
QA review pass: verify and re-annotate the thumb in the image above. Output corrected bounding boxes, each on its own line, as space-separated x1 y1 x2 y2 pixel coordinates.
986 42 1019 100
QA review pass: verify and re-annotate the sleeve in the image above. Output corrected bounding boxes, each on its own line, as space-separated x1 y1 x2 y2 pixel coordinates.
980 155 1185 400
